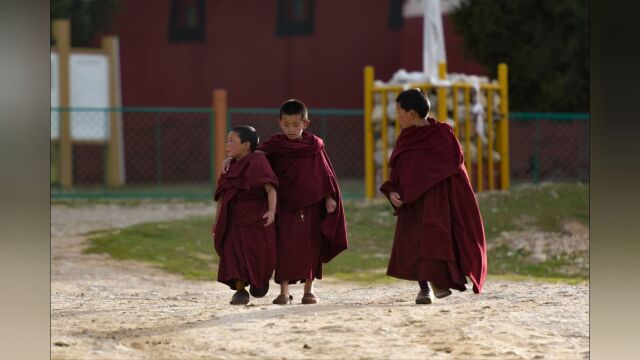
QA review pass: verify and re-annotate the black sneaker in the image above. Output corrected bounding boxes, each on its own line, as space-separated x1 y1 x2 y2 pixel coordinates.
415 289 433 304
430 282 453 299
230 289 250 305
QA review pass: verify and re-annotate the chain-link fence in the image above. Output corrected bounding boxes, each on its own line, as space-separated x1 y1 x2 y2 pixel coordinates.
51 107 366 200
509 113 589 184
228 108 365 199
51 108 588 200
51 107 215 199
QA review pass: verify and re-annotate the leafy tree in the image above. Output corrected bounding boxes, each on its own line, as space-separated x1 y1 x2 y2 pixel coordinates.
450 0 588 112
51 0 121 47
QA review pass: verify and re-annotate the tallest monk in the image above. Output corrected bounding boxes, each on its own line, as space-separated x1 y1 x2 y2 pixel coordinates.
380 88 487 305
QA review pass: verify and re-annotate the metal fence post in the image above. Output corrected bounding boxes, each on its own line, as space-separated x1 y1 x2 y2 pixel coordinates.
498 63 510 190
533 119 541 183
364 66 375 199
155 114 163 185
321 114 328 140
213 90 228 180
438 63 447 121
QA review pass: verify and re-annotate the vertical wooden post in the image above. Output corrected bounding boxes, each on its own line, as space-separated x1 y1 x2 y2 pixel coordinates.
452 86 459 138
102 36 123 187
464 87 472 183
213 90 228 180
487 89 494 190
498 63 510 190
52 19 72 189
363 66 375 199
437 62 447 121
381 90 389 182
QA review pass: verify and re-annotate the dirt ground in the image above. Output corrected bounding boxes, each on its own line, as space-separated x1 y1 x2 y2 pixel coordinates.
51 202 589 360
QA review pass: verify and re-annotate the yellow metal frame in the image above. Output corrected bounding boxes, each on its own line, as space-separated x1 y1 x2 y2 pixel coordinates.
363 62 510 198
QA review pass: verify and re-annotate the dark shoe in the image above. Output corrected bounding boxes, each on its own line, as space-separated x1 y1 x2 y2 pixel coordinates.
430 282 452 299
272 294 293 305
230 289 250 305
415 289 433 304
301 293 317 304
249 283 269 298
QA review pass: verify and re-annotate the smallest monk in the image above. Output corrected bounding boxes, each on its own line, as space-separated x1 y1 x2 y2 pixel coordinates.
380 88 487 305
212 125 279 305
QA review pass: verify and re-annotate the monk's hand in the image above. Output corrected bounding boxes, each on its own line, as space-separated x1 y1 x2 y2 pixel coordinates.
389 192 404 207
325 196 337 213
220 157 232 175
263 209 275 226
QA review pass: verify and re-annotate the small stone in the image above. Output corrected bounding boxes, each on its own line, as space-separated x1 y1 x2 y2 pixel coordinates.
54 341 70 347
303 344 311 350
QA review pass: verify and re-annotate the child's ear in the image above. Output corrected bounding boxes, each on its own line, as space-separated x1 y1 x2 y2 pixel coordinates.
302 120 310 129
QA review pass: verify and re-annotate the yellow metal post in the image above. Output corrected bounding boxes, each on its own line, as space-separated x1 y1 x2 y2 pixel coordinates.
498 63 510 190
381 90 389 181
464 87 472 182
437 62 447 121
364 66 375 199
102 36 123 187
394 90 400 137
52 20 72 189
476 91 483 192
452 86 459 138
487 89 494 190
213 90 228 180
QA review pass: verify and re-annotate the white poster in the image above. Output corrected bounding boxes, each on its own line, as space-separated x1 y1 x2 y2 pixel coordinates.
70 53 110 141
51 53 59 139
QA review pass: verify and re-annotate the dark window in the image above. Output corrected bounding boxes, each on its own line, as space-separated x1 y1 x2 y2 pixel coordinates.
169 0 205 42
389 0 405 31
276 0 315 37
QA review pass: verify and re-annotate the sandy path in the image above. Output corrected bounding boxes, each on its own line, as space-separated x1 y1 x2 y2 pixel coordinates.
51 203 589 360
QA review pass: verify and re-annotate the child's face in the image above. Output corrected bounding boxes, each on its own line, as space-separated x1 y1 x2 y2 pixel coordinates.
225 131 250 159
279 114 309 140
396 103 416 129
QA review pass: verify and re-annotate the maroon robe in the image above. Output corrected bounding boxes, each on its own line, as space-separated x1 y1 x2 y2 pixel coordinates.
380 118 487 294
258 131 348 284
213 153 279 290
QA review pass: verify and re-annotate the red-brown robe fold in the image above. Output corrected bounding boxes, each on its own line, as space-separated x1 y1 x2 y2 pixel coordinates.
379 118 487 294
213 153 279 290
258 131 348 284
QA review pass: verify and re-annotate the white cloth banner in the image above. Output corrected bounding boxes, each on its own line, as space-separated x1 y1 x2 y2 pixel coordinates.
422 0 447 77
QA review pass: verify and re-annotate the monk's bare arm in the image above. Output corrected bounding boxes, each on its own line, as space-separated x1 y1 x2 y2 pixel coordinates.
263 183 277 226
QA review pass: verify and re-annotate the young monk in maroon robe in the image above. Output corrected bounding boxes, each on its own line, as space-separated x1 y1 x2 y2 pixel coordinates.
212 125 278 305
224 99 349 305
380 88 487 305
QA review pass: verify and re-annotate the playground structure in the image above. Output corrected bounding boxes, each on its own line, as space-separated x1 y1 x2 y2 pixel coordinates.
363 62 510 199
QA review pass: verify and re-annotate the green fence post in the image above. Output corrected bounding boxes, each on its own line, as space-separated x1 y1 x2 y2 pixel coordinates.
321 114 327 140
210 110 216 197
155 113 163 185
533 119 541 183
103 108 110 192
